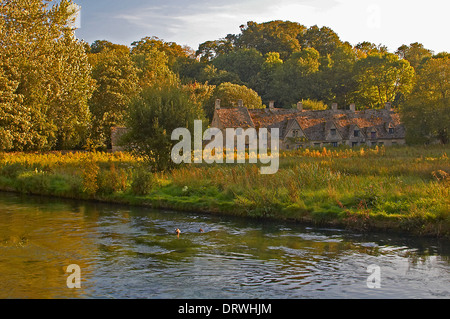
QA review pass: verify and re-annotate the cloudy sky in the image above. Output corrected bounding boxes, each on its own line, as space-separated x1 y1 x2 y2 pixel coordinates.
74 0 449 54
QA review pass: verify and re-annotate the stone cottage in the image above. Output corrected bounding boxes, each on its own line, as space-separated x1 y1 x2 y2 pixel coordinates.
111 100 406 152
211 100 406 150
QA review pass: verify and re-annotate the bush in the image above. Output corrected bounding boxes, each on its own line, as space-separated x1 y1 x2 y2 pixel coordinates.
1 162 25 178
97 163 129 195
131 167 154 195
81 158 100 196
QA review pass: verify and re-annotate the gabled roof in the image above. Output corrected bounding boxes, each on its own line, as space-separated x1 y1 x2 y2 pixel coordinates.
283 118 305 139
215 107 255 129
213 107 405 141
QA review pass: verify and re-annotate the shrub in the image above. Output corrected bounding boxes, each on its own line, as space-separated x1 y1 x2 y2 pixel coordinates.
81 158 100 196
97 163 129 195
1 162 25 178
131 167 154 195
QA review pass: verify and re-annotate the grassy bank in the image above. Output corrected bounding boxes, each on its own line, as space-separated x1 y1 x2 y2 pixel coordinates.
0 146 449 238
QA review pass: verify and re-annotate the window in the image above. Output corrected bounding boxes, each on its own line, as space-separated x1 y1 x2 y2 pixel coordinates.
332 142 338 147
236 128 243 136
330 128 336 136
389 127 394 134
371 131 376 139
354 130 360 137
352 142 358 147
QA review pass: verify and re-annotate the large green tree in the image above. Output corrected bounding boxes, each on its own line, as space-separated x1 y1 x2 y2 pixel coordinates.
88 46 140 149
273 48 321 106
396 42 433 70
235 21 305 60
123 84 206 171
0 0 95 150
301 25 343 56
0 67 36 151
206 82 263 119
401 55 449 144
251 52 284 105
353 52 415 108
212 48 264 84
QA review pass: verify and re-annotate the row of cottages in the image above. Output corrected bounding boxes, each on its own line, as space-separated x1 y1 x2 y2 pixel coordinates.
210 100 406 150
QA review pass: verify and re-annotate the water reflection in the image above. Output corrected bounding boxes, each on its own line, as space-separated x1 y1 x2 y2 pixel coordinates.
0 192 448 299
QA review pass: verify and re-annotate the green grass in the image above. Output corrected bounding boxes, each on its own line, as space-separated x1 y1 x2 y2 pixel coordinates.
0 145 449 238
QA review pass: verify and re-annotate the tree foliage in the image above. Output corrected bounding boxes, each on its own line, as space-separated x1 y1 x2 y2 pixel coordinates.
396 42 433 70
401 55 449 144
123 85 207 171
353 52 415 108
0 0 94 150
206 82 263 119
88 47 140 148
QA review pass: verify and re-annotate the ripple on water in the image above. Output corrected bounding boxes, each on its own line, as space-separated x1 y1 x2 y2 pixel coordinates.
0 192 449 299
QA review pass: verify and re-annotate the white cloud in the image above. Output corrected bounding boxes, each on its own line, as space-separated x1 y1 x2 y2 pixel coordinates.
78 0 449 53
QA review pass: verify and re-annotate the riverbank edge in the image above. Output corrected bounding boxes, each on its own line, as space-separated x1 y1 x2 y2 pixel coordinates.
1 185 448 240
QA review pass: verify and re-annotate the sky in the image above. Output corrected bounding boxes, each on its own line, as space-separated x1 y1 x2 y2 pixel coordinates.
74 0 450 54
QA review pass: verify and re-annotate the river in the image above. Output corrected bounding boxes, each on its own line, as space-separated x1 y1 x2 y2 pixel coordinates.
0 192 448 299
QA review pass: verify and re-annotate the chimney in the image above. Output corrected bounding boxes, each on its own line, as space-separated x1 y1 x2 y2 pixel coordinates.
269 100 275 109
385 102 392 111
349 103 356 112
331 103 338 112
297 101 303 111
215 99 221 110
238 99 244 108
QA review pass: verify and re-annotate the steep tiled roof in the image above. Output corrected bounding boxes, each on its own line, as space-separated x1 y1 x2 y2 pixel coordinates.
213 107 405 141
215 107 255 128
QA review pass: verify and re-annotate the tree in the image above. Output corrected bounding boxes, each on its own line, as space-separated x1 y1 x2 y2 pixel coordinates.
319 43 359 106
131 36 193 68
274 48 321 106
88 47 140 148
123 85 206 171
236 21 305 60
251 52 284 105
90 40 130 55
353 52 415 108
196 36 235 62
0 0 95 150
212 48 264 84
207 82 263 119
354 42 388 56
301 25 343 56
401 55 449 144
396 42 433 70
197 64 242 86
0 67 37 151
130 42 179 88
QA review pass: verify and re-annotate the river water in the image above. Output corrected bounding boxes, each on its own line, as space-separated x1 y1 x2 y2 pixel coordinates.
0 192 448 299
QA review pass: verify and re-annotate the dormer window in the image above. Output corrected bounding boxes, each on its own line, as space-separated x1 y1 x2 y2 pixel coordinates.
388 127 394 134
371 131 376 139
330 128 336 136
354 130 360 137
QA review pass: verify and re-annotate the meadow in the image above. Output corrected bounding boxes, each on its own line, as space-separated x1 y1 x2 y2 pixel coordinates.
0 145 449 238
